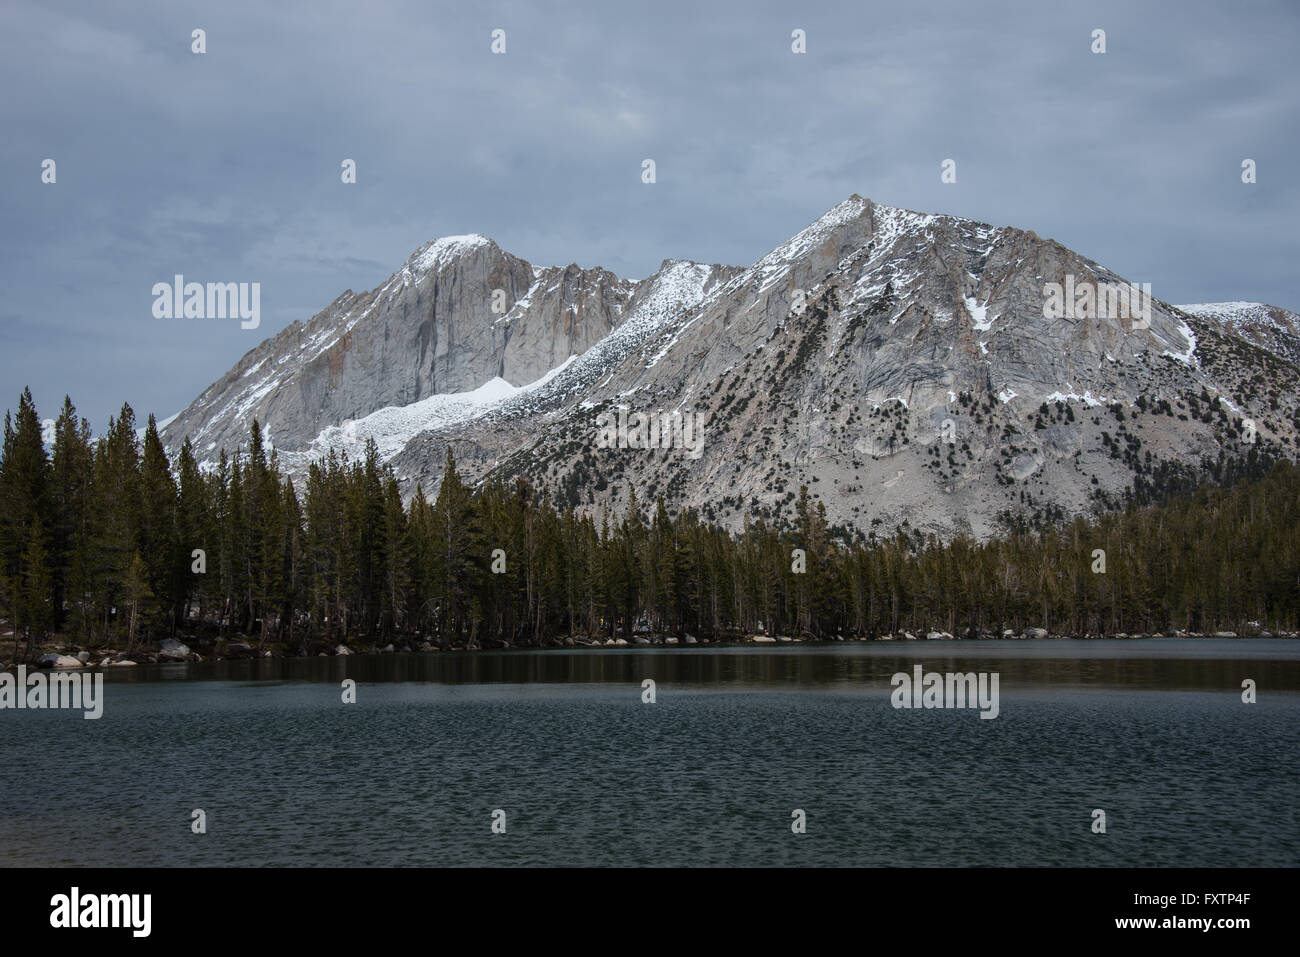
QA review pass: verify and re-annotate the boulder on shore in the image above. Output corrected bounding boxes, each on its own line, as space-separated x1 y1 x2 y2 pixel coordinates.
1024 628 1049 639
157 638 191 661
38 653 83 669
335 644 352 656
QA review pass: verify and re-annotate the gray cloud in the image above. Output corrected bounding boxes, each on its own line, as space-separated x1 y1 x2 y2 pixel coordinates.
2 0 1296 430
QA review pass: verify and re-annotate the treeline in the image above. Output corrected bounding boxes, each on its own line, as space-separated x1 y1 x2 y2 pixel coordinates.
2 387 1298 659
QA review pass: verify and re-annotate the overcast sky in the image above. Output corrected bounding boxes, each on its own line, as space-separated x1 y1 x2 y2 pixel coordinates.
2 0 1296 432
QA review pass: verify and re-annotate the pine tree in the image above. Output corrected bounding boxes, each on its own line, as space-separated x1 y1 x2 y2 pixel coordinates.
379 472 409 639
16 519 53 661
122 551 154 652
430 448 483 645
139 415 179 635
175 436 209 625
50 397 94 635
280 478 306 651
0 389 52 627
88 404 141 642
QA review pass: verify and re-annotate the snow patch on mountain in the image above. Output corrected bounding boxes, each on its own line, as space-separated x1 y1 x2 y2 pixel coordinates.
1179 301 1273 324
748 194 870 292
1045 390 1106 408
411 234 493 274
1160 315 1199 365
487 259 719 415
286 356 578 466
964 296 993 332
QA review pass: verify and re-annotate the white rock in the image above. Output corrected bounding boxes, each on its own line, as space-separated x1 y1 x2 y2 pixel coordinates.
158 638 191 659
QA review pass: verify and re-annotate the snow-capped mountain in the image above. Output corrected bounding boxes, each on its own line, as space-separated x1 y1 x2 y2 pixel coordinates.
162 196 1300 539
161 234 733 464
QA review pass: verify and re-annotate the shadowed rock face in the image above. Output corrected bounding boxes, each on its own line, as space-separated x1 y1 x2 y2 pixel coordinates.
162 235 636 462
165 197 1300 541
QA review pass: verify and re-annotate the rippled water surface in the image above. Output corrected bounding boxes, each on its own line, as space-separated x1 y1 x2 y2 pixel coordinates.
2 640 1296 866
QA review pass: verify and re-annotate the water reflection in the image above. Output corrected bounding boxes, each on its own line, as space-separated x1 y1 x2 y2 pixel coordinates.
95 639 1300 691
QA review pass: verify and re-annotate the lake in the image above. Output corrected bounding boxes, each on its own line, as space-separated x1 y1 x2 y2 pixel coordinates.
2 639 1296 866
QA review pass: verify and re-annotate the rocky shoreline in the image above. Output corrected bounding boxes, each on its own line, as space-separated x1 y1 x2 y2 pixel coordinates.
2 626 1295 670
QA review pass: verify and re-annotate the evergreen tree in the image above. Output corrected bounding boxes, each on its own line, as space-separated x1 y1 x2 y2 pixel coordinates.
50 397 94 635
16 519 53 660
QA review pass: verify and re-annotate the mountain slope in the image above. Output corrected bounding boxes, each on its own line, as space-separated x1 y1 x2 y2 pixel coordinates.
163 235 643 462
163 197 1300 540
1175 301 1300 367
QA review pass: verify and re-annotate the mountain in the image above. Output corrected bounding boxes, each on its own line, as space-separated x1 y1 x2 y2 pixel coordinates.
162 196 1300 540
1174 301 1300 367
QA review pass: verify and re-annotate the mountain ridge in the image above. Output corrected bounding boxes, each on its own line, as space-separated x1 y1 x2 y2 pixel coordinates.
161 196 1300 541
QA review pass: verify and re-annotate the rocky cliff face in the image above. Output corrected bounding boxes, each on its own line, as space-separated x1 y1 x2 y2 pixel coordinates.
164 197 1300 540
162 235 638 462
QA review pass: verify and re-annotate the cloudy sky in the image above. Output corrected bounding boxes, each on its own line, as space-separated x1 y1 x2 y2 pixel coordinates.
2 0 1296 431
